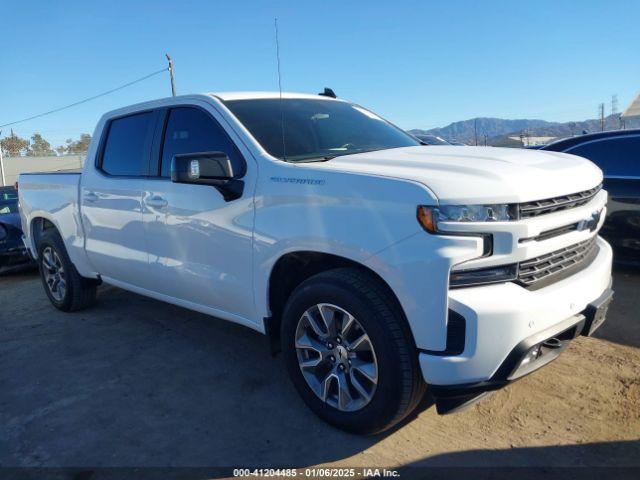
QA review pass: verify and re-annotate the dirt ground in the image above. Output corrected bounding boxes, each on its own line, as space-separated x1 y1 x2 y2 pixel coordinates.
0 267 638 470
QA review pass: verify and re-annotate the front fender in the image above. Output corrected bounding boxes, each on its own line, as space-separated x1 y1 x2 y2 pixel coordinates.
252 160 468 346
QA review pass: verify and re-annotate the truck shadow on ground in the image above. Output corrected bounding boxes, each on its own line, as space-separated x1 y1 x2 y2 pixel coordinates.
396 440 640 478
1 269 637 469
2 276 415 467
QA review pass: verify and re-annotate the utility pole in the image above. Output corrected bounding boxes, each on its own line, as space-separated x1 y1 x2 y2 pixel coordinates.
166 53 176 97
483 134 488 146
474 119 478 146
599 103 605 132
0 130 5 187
612 94 622 130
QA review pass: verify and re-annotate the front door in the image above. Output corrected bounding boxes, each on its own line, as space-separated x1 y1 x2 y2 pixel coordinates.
140 105 255 320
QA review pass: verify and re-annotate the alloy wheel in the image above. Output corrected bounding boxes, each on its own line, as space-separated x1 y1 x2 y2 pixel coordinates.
41 246 66 302
295 303 378 412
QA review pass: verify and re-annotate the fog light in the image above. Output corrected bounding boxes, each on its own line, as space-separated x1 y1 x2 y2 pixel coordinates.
520 345 542 368
449 263 518 287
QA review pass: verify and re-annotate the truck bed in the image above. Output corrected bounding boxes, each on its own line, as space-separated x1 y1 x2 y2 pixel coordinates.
18 172 83 263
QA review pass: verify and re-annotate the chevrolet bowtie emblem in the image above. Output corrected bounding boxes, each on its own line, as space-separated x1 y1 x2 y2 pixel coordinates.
577 210 602 232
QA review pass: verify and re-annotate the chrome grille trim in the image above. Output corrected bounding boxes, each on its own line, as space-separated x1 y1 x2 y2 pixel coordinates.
519 222 579 243
519 185 602 218
517 237 599 289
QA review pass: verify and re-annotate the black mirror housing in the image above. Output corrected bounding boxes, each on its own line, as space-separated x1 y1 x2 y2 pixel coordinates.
171 152 244 201
171 151 234 183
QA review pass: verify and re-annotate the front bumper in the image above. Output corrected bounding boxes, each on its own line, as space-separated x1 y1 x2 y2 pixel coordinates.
419 236 613 412
0 245 33 270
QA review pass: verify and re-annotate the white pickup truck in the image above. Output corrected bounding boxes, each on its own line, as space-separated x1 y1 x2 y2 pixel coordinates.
19 91 613 434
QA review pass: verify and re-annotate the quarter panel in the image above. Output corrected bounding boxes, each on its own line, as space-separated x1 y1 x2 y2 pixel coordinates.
18 173 96 277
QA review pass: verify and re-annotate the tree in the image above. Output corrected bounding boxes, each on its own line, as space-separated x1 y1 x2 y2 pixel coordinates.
58 133 92 155
0 131 30 156
27 133 55 156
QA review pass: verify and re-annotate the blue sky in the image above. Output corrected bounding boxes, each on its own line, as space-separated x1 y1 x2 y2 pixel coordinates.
2 0 639 147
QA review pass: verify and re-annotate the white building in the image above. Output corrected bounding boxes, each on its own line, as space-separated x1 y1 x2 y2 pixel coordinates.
0 155 84 186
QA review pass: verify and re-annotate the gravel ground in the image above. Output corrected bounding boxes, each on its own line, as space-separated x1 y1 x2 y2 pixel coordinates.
0 267 638 470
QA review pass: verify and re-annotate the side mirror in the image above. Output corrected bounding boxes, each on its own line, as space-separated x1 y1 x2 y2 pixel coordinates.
171 152 244 201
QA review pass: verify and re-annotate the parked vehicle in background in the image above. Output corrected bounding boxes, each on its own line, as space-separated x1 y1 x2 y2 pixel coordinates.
0 186 33 273
19 92 613 434
541 129 640 266
412 133 451 145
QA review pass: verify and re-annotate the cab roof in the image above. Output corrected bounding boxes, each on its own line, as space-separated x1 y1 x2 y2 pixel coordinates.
209 91 343 102
99 91 344 123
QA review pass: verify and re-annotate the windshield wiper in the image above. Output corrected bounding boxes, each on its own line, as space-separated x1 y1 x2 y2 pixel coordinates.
290 155 337 163
289 147 401 163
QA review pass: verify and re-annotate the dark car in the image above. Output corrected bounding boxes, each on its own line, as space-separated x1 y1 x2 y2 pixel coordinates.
540 129 640 266
0 186 33 272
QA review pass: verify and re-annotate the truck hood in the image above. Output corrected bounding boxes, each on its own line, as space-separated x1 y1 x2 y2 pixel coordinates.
307 146 603 204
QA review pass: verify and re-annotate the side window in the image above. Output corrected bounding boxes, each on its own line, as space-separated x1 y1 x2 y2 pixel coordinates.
101 112 155 176
568 136 640 177
160 107 244 177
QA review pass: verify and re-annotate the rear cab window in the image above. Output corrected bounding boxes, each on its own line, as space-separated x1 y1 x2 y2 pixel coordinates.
100 111 156 176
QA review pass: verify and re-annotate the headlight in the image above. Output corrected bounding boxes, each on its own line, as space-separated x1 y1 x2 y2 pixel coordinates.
417 204 517 233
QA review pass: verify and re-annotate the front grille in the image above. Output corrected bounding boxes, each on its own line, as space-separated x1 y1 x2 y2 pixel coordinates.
519 222 579 243
517 236 599 289
519 185 601 219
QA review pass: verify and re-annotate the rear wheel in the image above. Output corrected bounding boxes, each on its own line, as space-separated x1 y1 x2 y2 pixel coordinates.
37 229 97 311
281 268 425 434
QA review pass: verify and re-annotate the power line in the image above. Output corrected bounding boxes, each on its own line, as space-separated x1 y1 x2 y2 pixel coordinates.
0 67 168 129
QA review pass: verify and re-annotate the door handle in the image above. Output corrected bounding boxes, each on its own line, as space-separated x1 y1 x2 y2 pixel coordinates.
83 192 99 203
145 195 168 209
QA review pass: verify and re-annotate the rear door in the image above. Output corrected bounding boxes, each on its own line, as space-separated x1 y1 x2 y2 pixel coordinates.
139 103 256 320
81 110 159 287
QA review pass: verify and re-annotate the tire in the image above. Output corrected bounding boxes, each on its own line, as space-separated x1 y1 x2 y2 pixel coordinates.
281 267 426 435
37 228 97 312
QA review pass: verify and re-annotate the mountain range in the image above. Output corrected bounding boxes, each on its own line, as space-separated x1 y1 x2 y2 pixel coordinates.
409 114 640 146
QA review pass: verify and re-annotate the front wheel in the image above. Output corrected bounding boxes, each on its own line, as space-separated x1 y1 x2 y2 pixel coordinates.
281 268 425 434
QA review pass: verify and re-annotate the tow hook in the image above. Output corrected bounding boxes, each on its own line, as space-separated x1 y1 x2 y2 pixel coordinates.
542 338 563 349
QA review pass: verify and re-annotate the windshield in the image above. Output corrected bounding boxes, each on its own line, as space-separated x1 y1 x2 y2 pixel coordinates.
224 98 420 161
0 189 18 215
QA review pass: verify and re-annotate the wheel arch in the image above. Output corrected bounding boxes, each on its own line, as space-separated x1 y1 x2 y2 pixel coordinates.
28 215 97 280
265 250 413 355
30 216 59 258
